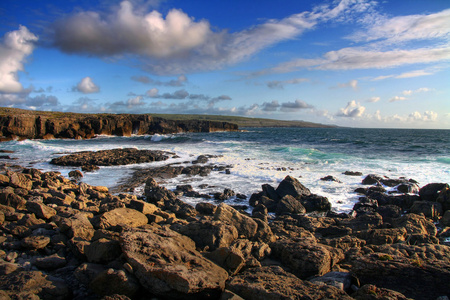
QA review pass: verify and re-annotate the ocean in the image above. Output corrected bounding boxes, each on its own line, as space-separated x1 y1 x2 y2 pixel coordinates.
2 127 449 212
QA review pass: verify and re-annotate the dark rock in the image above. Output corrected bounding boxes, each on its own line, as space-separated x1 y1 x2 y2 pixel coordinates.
343 171 363 176
33 254 66 270
252 204 268 222
376 205 402 223
195 202 217 215
82 164 100 172
301 194 331 212
320 175 342 183
85 238 122 263
362 174 383 185
68 170 83 178
419 183 449 202
21 235 50 249
309 271 353 291
276 175 311 199
120 226 229 299
193 155 209 164
204 247 245 275
437 186 450 211
226 266 352 300
351 284 412 300
276 195 306 215
410 201 443 219
90 268 140 299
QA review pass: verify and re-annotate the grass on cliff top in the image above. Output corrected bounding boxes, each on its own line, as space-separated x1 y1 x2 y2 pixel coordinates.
0 107 335 128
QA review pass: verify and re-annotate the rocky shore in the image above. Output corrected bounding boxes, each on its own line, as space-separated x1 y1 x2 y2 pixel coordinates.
0 154 449 299
0 108 239 141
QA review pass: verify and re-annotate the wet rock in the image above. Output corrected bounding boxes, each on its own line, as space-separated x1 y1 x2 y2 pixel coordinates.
419 183 449 202
195 202 216 215
120 226 229 299
226 266 352 300
343 171 363 176
437 186 450 211
362 174 384 185
68 170 83 178
321 175 342 183
301 194 331 212
376 205 402 223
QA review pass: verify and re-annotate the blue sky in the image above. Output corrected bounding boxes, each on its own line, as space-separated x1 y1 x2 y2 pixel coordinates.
1 0 449 128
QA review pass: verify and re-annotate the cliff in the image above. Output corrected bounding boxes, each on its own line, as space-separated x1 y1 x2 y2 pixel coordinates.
0 108 239 141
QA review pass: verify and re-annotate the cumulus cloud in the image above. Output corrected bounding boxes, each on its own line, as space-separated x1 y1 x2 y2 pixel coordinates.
74 77 100 93
280 100 313 112
266 78 309 89
131 74 187 86
261 100 280 111
49 0 376 74
146 88 158 97
336 100 366 118
408 111 438 122
0 26 38 93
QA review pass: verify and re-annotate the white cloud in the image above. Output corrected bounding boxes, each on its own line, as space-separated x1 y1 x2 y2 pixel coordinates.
127 95 144 108
335 79 358 90
402 88 430 96
408 111 438 122
347 9 450 44
280 99 313 112
336 100 366 118
367 96 380 103
146 88 158 97
50 0 377 74
266 78 309 89
74 77 100 93
389 96 407 102
395 69 434 79
131 74 187 86
0 26 38 93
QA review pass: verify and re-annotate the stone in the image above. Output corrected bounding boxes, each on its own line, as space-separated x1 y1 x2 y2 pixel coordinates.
195 202 217 215
128 199 159 215
57 212 95 240
85 238 122 263
26 201 57 220
96 208 148 230
178 219 238 251
362 174 383 185
301 194 332 212
276 195 306 215
204 247 246 275
0 192 26 209
351 284 411 300
0 270 69 299
21 236 51 250
275 175 311 199
419 183 448 202
226 266 352 300
214 204 258 239
6 171 33 190
442 210 450 226
34 254 66 270
68 170 83 178
410 201 443 218
90 268 140 298
355 228 407 245
309 271 353 291
437 186 450 211
74 263 107 286
120 226 229 299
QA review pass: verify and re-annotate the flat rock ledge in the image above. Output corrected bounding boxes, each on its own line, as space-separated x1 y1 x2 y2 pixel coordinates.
50 148 173 166
0 166 449 300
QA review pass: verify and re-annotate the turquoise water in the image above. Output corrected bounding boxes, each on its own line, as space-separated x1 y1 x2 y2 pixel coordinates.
1 127 449 212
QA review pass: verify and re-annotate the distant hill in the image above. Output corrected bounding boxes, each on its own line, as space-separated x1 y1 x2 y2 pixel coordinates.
150 114 336 128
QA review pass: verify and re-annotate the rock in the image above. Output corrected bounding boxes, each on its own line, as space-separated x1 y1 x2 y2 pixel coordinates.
0 270 69 299
275 175 311 199
0 260 21 275
82 164 100 172
376 205 402 223
120 226 229 299
214 188 236 201
26 201 57 220
276 195 306 215
144 178 176 205
34 254 66 270
302 194 332 212
343 171 363 176
252 204 268 222
0 192 26 209
271 240 341 279
320 175 342 183
95 208 148 230
85 238 122 263
442 210 450 226
90 268 140 298
74 263 107 286
410 201 443 218
214 203 258 239
21 236 51 250
178 219 238 251
57 212 95 240
204 247 246 275
351 284 412 300
437 186 450 211
396 182 419 194
195 202 217 215
220 290 245 300
355 228 407 245
6 171 33 190
128 199 159 215
419 183 448 202
226 266 352 300
68 170 83 178
309 271 353 291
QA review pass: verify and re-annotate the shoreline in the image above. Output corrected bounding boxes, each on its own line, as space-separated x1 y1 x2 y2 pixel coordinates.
0 147 449 299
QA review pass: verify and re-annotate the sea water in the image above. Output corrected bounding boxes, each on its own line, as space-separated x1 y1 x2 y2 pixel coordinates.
1 127 449 212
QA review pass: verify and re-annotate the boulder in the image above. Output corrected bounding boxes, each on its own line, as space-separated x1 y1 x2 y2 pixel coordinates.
309 271 353 291
85 238 122 263
178 219 238 251
195 202 217 215
362 174 383 185
6 171 33 190
33 254 66 270
90 268 140 298
26 201 57 220
437 186 450 211
419 183 448 202
57 212 95 240
128 199 159 215
226 266 352 300
21 236 51 250
410 201 443 218
95 208 148 230
301 194 331 212
351 284 411 300
275 175 311 199
120 226 229 299
214 203 258 239
276 195 306 215
204 247 246 275
392 213 437 238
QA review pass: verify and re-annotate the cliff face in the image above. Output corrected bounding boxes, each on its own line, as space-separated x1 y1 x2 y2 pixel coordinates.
0 108 239 141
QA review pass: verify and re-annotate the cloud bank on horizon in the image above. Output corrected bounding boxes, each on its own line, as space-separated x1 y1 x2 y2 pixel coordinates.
0 0 449 128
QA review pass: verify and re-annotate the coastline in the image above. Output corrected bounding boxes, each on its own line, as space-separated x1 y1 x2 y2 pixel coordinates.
0 143 449 299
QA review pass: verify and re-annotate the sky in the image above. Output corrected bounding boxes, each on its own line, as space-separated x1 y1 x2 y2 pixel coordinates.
0 0 449 129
